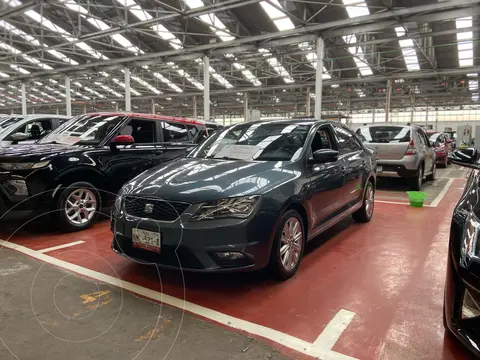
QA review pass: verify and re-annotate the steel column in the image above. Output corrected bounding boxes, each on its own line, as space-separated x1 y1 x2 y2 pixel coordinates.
410 93 415 124
244 92 248 121
385 79 392 122
83 104 87 114
203 56 210 121
306 87 311 116
65 77 71 116
151 100 155 114
193 96 197 119
21 83 26 115
315 37 324 120
425 105 429 127
124 68 131 112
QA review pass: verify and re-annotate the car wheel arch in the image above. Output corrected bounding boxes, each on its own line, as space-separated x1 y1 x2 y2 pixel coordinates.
283 202 309 240
53 167 107 202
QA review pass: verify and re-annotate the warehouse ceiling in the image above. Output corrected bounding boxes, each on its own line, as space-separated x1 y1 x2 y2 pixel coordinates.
0 0 478 116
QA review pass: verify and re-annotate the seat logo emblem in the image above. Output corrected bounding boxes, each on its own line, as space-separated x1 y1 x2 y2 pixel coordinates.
144 204 154 214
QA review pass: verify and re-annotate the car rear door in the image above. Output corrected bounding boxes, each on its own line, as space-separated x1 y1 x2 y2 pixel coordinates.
332 123 365 207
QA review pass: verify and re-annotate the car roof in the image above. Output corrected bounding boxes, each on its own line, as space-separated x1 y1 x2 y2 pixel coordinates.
237 118 328 126
86 112 204 126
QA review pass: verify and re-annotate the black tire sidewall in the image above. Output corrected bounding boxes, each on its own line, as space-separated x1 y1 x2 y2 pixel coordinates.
269 210 305 280
55 181 101 232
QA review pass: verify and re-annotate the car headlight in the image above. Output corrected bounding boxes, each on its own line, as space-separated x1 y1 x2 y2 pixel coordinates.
0 161 50 170
461 213 480 267
114 184 133 211
190 195 261 221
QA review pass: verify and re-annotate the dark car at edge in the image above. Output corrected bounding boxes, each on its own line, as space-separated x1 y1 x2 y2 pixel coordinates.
444 147 480 357
0 112 207 231
111 119 377 279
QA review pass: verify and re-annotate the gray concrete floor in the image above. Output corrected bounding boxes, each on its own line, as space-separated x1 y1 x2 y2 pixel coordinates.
0 249 289 360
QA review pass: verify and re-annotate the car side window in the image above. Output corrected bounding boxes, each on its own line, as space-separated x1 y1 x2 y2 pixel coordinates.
311 128 333 153
185 124 198 140
162 121 189 142
333 124 362 154
123 119 156 143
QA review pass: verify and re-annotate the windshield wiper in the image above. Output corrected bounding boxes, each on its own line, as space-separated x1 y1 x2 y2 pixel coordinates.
215 156 242 160
42 141 58 144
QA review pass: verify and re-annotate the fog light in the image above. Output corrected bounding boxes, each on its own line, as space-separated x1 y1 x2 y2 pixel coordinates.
216 252 244 260
5 180 28 196
462 289 480 319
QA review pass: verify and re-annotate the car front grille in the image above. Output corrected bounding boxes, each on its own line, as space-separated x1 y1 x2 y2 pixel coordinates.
124 196 190 221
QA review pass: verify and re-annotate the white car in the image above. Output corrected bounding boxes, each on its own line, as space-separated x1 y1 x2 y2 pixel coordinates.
0 114 71 147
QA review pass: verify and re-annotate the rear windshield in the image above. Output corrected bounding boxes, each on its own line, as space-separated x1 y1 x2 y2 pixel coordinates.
356 126 411 143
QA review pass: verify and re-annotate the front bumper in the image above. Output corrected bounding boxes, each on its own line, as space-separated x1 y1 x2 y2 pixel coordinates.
444 252 480 357
110 204 276 272
0 168 52 222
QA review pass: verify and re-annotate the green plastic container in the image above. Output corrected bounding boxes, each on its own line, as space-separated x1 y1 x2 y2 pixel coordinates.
407 191 427 207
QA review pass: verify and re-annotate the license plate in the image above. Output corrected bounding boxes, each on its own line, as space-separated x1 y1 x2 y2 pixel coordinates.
132 228 161 253
377 166 383 172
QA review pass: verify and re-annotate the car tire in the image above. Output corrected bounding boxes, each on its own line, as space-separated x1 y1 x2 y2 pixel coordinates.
352 181 375 223
426 162 436 181
268 209 305 281
54 181 101 232
409 166 423 191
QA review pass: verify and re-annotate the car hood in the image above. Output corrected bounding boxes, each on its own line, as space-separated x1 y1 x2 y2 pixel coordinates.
0 143 87 162
126 157 299 203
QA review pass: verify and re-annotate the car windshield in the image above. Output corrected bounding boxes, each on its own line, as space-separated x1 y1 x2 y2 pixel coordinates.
38 114 127 145
0 116 23 131
356 126 411 143
189 122 311 161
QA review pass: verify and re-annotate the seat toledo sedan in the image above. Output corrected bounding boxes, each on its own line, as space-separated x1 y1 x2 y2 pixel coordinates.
111 119 376 279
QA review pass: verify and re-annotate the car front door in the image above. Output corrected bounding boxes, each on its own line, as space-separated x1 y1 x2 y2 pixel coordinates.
307 125 348 231
100 118 165 193
332 123 365 207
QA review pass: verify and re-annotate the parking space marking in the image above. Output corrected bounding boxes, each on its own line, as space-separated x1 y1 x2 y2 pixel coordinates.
0 239 358 360
37 240 85 253
429 178 454 207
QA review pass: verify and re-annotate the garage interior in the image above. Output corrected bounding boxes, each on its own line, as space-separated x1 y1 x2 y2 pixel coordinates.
0 0 479 359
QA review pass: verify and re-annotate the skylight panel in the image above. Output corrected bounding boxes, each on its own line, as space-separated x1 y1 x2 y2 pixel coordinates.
194 58 234 89
274 18 295 31
342 0 369 18
94 82 123 97
232 63 262 86
394 27 421 72
130 75 162 94
152 72 183 93
112 77 142 96
172 66 204 90
10 64 30 74
259 1 285 19
83 86 106 98
185 0 263 87
456 18 474 67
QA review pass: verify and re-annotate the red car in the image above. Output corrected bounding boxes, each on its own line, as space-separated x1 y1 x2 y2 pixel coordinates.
427 132 453 167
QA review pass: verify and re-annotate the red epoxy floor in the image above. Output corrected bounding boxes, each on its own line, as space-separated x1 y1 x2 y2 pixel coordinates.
0 179 475 360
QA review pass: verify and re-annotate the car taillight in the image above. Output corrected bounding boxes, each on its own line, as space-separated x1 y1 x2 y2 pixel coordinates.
405 139 417 155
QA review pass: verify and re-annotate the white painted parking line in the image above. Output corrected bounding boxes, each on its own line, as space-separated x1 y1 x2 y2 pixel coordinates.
0 239 358 360
429 178 454 207
37 240 85 253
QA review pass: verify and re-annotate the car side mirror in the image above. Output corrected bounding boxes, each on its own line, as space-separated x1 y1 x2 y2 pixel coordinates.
429 140 435 147
11 132 28 141
310 149 339 164
109 135 134 151
449 148 479 168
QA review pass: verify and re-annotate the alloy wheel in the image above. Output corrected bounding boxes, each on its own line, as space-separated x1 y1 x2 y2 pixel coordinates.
65 188 98 225
365 184 374 218
280 217 303 271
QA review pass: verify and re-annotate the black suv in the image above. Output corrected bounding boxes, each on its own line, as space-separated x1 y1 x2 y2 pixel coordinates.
0 112 206 231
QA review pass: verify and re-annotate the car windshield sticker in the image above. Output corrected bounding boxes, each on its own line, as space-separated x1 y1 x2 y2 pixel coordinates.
215 144 260 160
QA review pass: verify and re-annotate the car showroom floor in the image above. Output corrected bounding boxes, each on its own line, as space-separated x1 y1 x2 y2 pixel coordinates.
0 166 476 360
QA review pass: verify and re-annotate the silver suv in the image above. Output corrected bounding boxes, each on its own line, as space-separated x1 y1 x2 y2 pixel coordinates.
356 124 436 190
